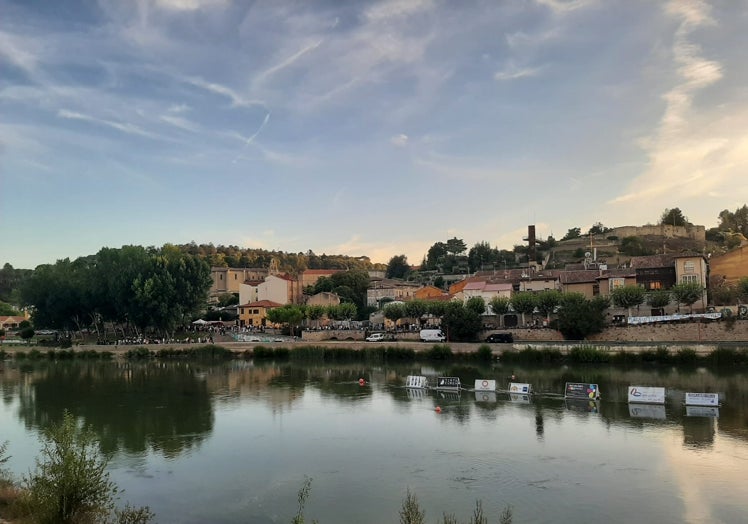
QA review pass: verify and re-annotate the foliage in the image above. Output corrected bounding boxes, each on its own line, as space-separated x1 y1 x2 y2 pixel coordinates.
647 289 672 309
404 300 428 322
21 412 115 523
659 207 690 227
587 222 610 235
383 303 405 323
568 346 610 363
0 300 21 316
441 303 481 341
445 237 467 256
311 270 370 315
670 282 704 312
465 296 486 316
426 344 453 360
509 292 536 325
266 305 306 327
475 345 494 362
386 255 411 279
611 285 646 314
216 293 239 308
0 263 33 303
291 476 317 524
737 277 748 301
535 290 561 319
555 293 608 340
20 246 211 336
561 227 581 241
488 296 510 317
619 236 653 256
399 489 426 524
717 205 748 236
19 326 35 343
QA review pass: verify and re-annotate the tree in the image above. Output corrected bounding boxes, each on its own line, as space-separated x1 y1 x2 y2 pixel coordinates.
588 222 610 235
619 236 652 256
535 290 562 321
738 277 748 302
647 289 672 311
0 301 20 316
465 296 486 316
433 276 445 289
404 300 428 325
555 293 607 340
441 302 481 341
386 255 410 279
611 285 646 316
659 207 690 227
671 282 704 313
718 205 748 236
19 326 35 344
383 303 405 327
488 296 510 327
468 242 498 273
217 293 239 308
305 305 326 328
425 242 448 271
445 237 467 256
510 292 537 326
561 227 581 241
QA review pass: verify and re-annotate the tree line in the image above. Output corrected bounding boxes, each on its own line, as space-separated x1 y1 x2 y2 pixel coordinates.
18 245 212 337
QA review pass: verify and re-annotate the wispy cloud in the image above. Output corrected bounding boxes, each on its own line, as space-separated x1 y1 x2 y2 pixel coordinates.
494 65 542 81
390 134 409 147
57 109 158 139
184 76 265 108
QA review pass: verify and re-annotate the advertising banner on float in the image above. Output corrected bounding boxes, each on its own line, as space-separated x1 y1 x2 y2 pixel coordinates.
628 386 666 404
509 382 532 394
686 406 719 418
405 375 428 389
474 379 496 392
628 403 666 419
684 392 719 407
565 399 600 414
474 391 497 403
564 382 601 400
436 377 461 389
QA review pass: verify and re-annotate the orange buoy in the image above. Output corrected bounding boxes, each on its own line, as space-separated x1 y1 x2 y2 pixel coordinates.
358 378 366 386
435 406 442 413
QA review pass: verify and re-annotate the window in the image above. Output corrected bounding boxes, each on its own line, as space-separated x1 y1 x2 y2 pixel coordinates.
648 282 662 290
609 278 625 292
681 274 699 284
684 261 695 273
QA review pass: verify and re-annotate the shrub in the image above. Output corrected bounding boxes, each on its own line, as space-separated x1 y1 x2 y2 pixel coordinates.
384 347 415 361
676 348 698 365
474 345 494 362
125 347 152 360
399 489 425 524
569 346 610 363
22 411 119 523
426 344 452 360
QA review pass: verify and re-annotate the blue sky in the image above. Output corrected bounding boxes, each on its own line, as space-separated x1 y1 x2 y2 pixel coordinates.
2 0 748 269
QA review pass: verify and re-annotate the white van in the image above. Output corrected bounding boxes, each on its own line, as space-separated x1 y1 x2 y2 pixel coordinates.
419 329 446 342
365 332 387 342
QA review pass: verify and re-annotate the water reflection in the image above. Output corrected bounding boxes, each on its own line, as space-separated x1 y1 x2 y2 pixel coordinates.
5 361 213 457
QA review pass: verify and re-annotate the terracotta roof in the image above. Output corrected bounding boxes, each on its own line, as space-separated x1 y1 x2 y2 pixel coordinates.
243 279 264 286
484 283 512 292
559 270 601 284
240 300 283 308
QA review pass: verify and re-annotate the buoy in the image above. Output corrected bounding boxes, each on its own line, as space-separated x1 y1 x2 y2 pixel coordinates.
435 406 442 413
358 378 366 386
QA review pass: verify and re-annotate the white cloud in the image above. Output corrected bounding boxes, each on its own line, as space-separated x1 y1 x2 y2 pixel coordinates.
390 134 409 147
57 109 158 139
535 0 596 14
154 0 229 11
363 0 435 23
494 66 542 81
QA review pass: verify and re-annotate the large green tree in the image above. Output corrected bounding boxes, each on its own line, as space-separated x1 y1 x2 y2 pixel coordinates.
510 292 537 326
386 255 410 279
671 282 704 313
535 290 562 321
647 289 672 311
659 207 690 227
488 296 510 327
611 285 646 316
441 302 481 342
555 293 608 340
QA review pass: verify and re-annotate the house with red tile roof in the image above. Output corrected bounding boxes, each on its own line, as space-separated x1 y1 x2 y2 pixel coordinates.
238 300 283 328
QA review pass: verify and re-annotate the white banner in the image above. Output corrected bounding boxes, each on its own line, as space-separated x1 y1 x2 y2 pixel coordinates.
509 382 532 394
628 386 666 404
685 392 719 407
405 375 428 389
474 379 496 392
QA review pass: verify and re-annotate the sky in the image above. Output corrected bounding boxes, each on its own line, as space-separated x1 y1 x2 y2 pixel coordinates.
2 0 748 269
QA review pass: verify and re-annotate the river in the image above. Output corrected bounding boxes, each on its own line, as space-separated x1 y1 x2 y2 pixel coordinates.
1 359 746 523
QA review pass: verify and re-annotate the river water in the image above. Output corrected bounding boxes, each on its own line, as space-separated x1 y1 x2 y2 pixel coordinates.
1 359 746 523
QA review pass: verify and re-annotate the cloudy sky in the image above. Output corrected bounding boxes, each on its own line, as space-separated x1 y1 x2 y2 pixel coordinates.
2 0 748 269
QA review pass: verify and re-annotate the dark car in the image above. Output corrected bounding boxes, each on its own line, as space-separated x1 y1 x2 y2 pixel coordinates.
485 333 514 343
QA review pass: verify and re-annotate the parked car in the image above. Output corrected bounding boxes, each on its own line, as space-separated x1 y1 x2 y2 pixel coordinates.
366 333 387 342
485 333 514 343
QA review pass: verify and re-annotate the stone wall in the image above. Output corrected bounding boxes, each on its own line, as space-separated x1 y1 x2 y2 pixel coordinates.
610 224 705 242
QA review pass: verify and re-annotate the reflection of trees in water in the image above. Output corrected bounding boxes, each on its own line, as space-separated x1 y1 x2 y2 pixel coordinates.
14 362 213 458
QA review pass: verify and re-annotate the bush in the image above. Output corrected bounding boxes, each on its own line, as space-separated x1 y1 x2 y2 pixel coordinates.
21 411 119 523
568 346 610 363
474 345 494 362
426 344 452 360
676 348 698 365
125 347 152 360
